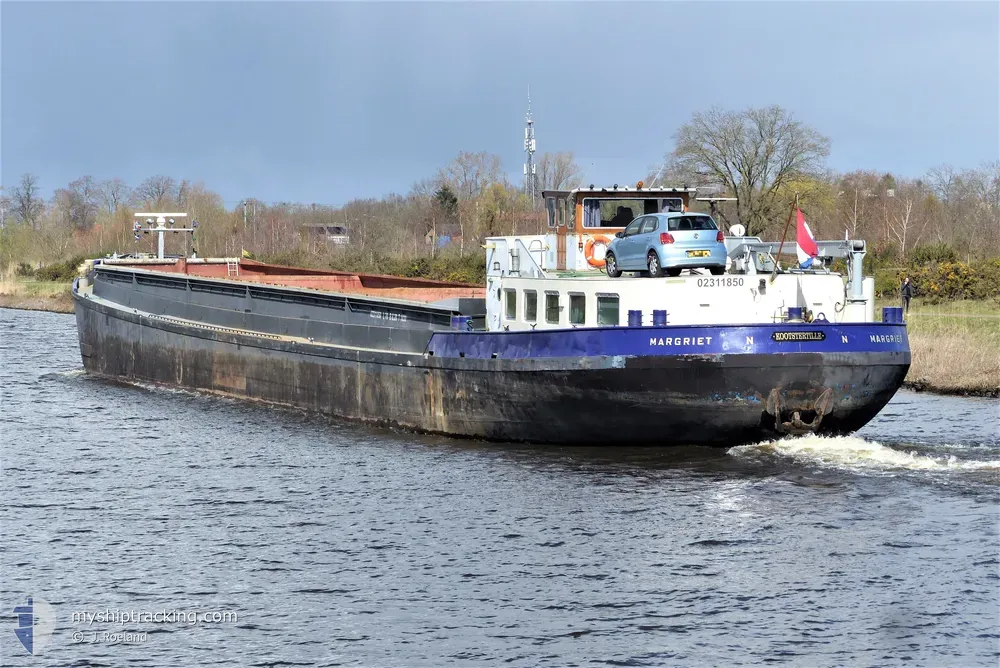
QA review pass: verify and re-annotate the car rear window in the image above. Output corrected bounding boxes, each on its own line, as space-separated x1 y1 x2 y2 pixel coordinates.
668 215 718 231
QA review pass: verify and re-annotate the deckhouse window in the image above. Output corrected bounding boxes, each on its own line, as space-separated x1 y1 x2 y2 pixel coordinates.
524 290 537 322
504 289 517 320
569 294 586 325
597 295 619 326
583 199 647 228
662 197 684 213
545 292 560 324
546 198 556 228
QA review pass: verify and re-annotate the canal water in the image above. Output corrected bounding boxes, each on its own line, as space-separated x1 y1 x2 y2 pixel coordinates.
2 308 997 667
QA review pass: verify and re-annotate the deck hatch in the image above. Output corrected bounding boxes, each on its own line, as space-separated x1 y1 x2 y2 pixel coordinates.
248 287 347 310
135 274 187 290
189 282 246 298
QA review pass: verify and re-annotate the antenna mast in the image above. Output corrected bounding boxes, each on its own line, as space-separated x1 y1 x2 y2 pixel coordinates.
523 87 537 201
133 213 194 259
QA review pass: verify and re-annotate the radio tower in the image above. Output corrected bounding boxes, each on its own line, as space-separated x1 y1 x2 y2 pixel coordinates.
523 88 537 201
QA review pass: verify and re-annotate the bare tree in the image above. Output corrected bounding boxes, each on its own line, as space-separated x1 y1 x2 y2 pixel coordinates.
439 152 504 200
12 173 45 229
54 176 100 230
668 105 831 235
133 175 178 210
882 182 928 256
884 195 915 256
837 171 879 240
98 178 131 216
536 152 584 191
177 179 192 209
0 186 10 231
959 162 1000 258
928 165 958 203
409 176 438 200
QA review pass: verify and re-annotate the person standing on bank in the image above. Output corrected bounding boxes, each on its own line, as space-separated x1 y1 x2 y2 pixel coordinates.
901 277 914 315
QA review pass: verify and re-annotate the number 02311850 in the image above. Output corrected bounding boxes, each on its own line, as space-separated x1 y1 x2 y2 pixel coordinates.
696 277 744 288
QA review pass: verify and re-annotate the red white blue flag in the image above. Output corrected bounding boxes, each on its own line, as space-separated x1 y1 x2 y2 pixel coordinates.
795 208 819 268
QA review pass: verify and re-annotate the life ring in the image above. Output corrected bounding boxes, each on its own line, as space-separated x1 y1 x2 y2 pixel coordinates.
584 235 611 267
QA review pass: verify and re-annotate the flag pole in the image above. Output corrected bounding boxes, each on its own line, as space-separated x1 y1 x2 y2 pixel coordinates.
770 193 798 284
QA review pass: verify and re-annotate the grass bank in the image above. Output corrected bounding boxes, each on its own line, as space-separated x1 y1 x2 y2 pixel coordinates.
884 298 1000 397
0 276 74 313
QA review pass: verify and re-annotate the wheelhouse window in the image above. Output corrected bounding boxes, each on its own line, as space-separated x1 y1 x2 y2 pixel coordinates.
545 292 560 324
597 295 619 326
504 289 517 320
548 197 568 227
569 294 586 325
524 290 537 322
583 198 681 228
662 197 684 213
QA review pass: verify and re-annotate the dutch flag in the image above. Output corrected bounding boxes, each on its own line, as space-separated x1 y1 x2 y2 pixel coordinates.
795 208 819 268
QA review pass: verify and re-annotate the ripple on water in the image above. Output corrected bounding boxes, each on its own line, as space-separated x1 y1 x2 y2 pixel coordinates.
730 434 1000 475
2 307 999 667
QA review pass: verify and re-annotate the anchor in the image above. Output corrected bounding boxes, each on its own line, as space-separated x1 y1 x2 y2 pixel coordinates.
765 386 834 435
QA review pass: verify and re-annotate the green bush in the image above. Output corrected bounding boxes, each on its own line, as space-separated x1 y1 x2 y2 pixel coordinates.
34 256 86 282
258 249 311 268
909 243 958 266
877 258 1000 302
14 262 35 277
874 270 900 299
327 251 485 285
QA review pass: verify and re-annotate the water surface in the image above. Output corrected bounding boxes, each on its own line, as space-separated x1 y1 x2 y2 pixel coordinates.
2 309 997 666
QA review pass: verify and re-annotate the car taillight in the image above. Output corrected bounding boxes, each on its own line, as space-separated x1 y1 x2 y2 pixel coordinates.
716 231 725 242
659 232 674 244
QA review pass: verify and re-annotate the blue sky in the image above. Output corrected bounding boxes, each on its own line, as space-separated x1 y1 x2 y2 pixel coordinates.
2 1 998 207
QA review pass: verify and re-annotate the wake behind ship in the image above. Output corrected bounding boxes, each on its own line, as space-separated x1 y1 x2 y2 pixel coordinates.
72 187 910 446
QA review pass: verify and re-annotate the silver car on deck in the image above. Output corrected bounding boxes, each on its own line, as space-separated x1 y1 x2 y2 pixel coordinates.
604 213 727 277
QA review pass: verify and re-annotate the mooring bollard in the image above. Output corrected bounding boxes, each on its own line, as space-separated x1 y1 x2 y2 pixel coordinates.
882 306 903 324
787 307 804 322
627 310 642 327
652 310 668 327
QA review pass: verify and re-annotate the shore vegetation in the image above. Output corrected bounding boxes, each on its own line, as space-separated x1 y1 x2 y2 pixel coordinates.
2 104 997 393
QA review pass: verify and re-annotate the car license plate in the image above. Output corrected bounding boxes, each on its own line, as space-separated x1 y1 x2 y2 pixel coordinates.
686 250 710 257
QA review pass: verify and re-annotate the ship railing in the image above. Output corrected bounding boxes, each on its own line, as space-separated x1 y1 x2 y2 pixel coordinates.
726 237 867 300
505 237 549 279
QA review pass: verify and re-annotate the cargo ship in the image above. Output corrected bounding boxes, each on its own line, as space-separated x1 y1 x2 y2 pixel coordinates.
72 186 910 446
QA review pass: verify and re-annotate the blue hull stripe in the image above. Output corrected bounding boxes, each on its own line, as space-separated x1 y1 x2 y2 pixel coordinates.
427 323 909 359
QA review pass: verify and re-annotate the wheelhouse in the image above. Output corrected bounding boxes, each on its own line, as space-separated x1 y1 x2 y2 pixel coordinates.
542 185 697 272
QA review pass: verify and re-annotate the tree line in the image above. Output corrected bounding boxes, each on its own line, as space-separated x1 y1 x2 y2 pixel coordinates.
2 105 997 280
0 150 584 275
653 105 999 262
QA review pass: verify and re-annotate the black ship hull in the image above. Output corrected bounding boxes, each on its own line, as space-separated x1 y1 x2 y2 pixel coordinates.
73 279 909 446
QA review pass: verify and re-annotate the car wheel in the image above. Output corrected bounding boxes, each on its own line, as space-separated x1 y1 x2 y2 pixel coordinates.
647 252 663 278
665 268 682 277
605 253 622 278
710 266 725 276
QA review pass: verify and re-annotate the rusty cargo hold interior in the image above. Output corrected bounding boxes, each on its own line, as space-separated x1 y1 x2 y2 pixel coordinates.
99 257 485 303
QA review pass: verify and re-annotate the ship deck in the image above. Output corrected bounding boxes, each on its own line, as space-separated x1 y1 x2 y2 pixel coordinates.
97 257 485 303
